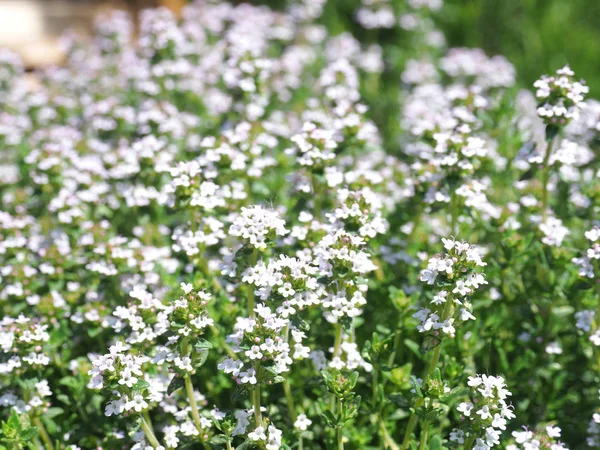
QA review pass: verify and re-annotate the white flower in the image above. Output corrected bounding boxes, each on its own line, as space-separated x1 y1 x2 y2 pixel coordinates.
457 402 474 417
476 405 492 420
545 341 563 355
246 345 263 360
513 430 533 444
127 394 148 412
294 414 312 431
180 282 193 294
546 425 561 438
248 426 267 442
240 368 258 385
449 428 465 443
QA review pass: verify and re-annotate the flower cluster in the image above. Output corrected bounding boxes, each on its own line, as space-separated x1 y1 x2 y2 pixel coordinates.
88 344 152 411
0 315 50 374
588 411 600 448
450 374 515 449
220 302 294 382
572 227 600 278
0 0 597 449
508 425 568 450
534 65 589 125
229 206 290 251
413 238 487 337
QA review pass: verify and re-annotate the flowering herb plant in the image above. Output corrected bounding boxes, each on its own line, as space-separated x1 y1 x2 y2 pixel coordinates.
0 1 598 449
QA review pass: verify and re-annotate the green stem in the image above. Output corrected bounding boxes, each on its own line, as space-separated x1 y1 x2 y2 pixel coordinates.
425 296 453 376
330 323 343 411
299 435 304 450
372 365 379 406
337 426 344 450
387 325 402 371
379 416 400 450
283 378 297 423
226 439 233 450
464 435 476 450
185 374 203 432
400 413 419 450
248 249 259 318
185 376 212 450
337 397 344 450
142 410 154 430
401 299 453 449
181 340 211 450
252 362 263 426
140 415 161 449
32 417 54 450
32 437 42 450
418 421 429 450
333 322 343 358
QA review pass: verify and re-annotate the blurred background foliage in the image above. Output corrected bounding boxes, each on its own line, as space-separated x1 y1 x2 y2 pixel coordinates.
440 0 600 92
2 0 599 91
256 0 600 92
247 0 600 150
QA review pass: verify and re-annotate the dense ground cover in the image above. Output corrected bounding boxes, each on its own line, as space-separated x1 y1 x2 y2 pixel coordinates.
0 1 599 449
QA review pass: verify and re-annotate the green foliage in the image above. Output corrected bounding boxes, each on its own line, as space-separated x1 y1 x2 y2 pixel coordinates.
0 1 598 449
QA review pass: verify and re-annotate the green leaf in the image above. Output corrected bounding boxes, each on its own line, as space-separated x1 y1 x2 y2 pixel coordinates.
7 410 21 433
19 427 38 441
194 349 209 368
429 435 442 450
231 384 249 403
291 318 310 332
419 408 442 422
271 375 285 384
344 395 361 420
56 394 71 406
389 362 412 387
126 415 142 438
388 393 409 408
404 339 421 358
132 380 150 391
194 338 213 349
321 410 337 427
410 376 423 398
167 376 185 396
236 440 249 450
209 435 228 445
87 326 103 338
59 376 80 390
339 316 353 332
347 371 359 391
321 370 336 393
45 408 64 419
420 335 442 354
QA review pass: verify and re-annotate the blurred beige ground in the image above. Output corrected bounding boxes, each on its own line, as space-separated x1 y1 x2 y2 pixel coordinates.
0 0 185 68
